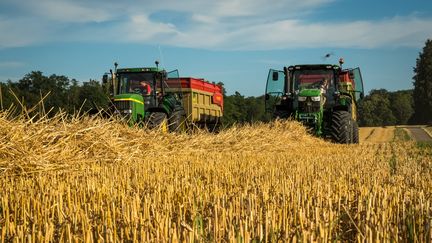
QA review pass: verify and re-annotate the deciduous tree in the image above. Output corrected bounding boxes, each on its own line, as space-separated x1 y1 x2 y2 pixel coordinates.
413 39 432 124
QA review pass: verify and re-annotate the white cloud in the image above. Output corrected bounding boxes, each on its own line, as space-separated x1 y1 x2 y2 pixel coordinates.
115 16 430 50
0 0 431 50
191 14 217 25
0 61 25 68
160 17 432 50
121 15 178 41
0 16 53 48
17 0 112 23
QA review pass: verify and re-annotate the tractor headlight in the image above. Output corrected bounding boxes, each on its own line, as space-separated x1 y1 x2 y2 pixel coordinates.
122 109 132 114
311 96 321 102
298 96 307 102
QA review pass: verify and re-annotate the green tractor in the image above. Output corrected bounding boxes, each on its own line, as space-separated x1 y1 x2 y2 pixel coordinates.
102 61 185 132
265 59 364 144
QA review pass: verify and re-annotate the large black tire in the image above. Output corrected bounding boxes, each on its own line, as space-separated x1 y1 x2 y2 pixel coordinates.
168 110 184 132
273 109 291 120
147 112 168 132
330 110 352 144
352 120 359 144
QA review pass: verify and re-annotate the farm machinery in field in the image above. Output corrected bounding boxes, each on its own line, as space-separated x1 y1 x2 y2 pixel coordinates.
265 59 364 144
102 61 223 131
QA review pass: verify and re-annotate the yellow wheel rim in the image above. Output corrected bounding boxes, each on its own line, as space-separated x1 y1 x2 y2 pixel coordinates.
160 118 168 133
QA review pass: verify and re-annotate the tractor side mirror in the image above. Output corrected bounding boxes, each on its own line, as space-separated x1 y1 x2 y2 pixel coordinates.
102 74 108 84
272 72 279 81
265 94 270 100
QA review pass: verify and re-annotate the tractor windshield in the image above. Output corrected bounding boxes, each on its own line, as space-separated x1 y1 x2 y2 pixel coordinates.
293 70 334 91
118 72 155 96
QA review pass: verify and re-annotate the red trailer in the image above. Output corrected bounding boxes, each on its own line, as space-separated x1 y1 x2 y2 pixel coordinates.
166 77 223 128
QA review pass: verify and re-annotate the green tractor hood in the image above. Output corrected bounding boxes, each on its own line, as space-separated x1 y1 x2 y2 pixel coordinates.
298 89 321 97
113 93 144 105
112 93 145 125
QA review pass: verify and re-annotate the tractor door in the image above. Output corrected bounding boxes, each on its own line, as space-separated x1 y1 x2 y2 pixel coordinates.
166 70 180 89
166 69 179 88
166 69 182 97
164 69 184 113
265 69 285 113
349 68 364 102
167 70 180 81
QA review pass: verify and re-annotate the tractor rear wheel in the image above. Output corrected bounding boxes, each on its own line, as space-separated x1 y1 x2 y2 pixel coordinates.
352 120 359 144
148 112 168 132
330 110 352 144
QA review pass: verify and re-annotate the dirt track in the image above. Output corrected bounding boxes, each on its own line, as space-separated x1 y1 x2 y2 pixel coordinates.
359 126 432 143
404 127 432 142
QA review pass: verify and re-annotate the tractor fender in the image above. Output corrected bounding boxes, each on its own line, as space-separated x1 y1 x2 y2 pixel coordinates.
146 107 168 115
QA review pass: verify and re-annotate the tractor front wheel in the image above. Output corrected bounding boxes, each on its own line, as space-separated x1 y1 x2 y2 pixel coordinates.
148 112 168 132
330 110 352 144
273 109 291 120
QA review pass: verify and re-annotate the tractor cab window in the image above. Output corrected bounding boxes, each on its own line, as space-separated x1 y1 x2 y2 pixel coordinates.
118 72 154 96
154 76 170 98
129 80 152 95
350 68 364 102
293 70 334 92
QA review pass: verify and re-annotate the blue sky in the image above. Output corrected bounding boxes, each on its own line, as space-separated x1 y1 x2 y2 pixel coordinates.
0 0 431 96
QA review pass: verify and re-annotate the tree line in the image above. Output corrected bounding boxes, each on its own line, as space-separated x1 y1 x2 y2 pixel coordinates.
224 88 417 127
357 89 414 126
1 39 431 126
0 71 107 116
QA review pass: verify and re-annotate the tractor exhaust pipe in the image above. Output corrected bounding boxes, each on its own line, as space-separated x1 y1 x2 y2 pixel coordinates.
339 58 344 69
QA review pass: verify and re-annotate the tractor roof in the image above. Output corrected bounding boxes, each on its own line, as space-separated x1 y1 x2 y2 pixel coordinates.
116 67 164 73
288 64 340 70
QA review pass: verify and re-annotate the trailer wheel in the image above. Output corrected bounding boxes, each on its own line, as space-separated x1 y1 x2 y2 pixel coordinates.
148 112 168 132
330 110 352 144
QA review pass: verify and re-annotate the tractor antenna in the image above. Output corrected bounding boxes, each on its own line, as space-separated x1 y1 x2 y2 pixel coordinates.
155 60 159 69
158 45 165 69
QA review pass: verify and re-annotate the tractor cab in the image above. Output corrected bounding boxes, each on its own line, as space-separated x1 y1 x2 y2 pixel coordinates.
291 66 337 108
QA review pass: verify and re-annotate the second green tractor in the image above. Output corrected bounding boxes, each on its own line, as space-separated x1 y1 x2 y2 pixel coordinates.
265 59 364 144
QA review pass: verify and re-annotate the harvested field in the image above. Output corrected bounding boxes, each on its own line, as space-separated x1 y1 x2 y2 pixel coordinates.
1 112 432 242
360 126 432 143
359 126 395 143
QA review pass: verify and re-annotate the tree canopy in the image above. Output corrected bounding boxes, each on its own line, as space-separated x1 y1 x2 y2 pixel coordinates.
412 39 432 124
0 71 108 117
357 89 413 126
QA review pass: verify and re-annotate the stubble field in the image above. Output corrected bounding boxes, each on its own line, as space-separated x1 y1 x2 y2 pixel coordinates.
0 112 431 242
